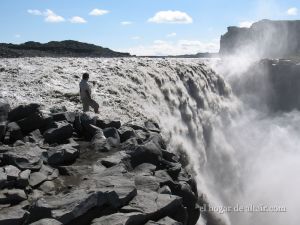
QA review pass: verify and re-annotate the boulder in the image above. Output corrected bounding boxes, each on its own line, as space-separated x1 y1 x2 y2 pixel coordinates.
25 129 43 143
46 144 79 166
3 144 44 171
4 165 20 181
0 102 10 122
91 212 145 225
29 172 48 188
18 169 31 188
144 120 160 133
133 163 156 175
0 201 29 225
90 130 111 152
8 103 40 122
51 112 76 123
39 181 55 193
43 122 73 144
103 127 120 147
29 218 63 225
134 175 160 192
96 119 121 129
17 113 50 134
121 190 185 223
0 123 6 142
4 122 23 144
0 189 27 204
128 139 163 168
146 217 183 225
0 168 7 188
32 189 108 224
100 151 129 168
118 126 135 143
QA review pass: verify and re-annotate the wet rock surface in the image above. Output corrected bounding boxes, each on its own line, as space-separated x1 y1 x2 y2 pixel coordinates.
0 103 200 225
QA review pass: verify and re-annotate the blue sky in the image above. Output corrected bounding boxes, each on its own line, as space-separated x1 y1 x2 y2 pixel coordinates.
1 0 300 55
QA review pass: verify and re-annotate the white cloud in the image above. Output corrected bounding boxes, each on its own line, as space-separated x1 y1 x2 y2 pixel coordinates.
27 9 42 16
44 9 65 23
15 34 21 38
131 36 141 40
28 9 65 23
121 21 133 25
123 39 219 56
287 7 298 16
69 16 87 24
89 9 110 16
239 21 254 28
148 10 193 24
167 32 177 37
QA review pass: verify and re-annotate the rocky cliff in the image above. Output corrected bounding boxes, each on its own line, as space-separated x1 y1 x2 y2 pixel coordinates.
219 19 300 58
0 41 130 58
0 102 200 225
229 58 300 112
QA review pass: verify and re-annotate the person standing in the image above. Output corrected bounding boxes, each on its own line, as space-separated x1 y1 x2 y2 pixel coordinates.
79 73 99 113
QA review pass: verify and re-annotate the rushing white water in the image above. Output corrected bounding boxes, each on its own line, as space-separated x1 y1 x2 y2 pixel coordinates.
0 57 299 225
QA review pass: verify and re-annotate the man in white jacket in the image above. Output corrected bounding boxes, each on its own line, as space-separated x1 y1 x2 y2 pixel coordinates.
79 73 99 113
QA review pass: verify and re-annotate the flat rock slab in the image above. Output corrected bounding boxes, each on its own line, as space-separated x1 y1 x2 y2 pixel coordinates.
29 218 63 225
146 217 183 225
0 201 29 225
46 144 79 166
43 122 73 144
4 165 21 181
3 144 45 171
29 172 48 188
91 212 145 225
8 103 40 122
0 189 27 204
121 190 182 221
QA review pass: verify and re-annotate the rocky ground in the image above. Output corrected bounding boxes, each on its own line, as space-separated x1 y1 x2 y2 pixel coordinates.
0 102 200 225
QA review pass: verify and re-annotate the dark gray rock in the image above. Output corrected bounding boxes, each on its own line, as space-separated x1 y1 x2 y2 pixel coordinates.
4 165 20 181
0 201 29 225
18 169 31 188
4 122 23 144
121 190 185 223
146 217 183 225
134 174 160 192
29 172 48 187
46 144 79 166
29 218 62 225
33 189 117 224
0 123 6 142
144 120 160 133
39 181 55 193
8 103 40 122
51 112 76 123
90 130 111 152
3 144 45 171
128 138 163 168
43 122 73 144
91 212 145 225
158 186 172 195
103 127 120 147
100 151 129 168
133 163 156 175
0 189 27 204
118 126 135 143
96 119 121 129
0 168 7 188
17 112 50 134
0 102 10 122
25 129 43 143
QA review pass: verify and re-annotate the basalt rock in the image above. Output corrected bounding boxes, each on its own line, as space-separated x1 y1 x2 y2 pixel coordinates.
0 103 200 225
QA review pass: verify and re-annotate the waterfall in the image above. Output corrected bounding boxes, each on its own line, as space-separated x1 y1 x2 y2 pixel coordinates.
1 57 299 225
